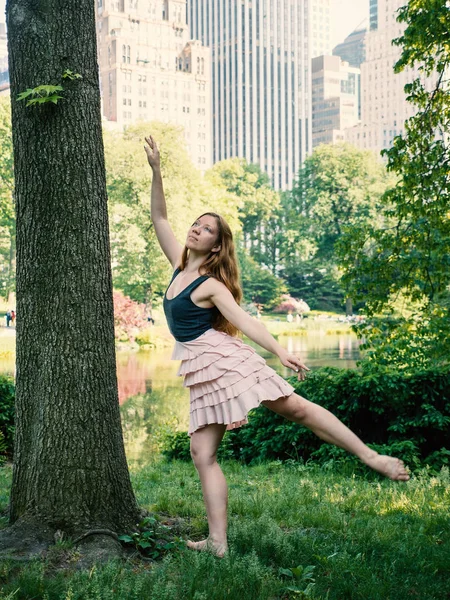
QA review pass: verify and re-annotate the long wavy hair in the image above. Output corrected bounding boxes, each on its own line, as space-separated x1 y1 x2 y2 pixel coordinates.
179 212 242 336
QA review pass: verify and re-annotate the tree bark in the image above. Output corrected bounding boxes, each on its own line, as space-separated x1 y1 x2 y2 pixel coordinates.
346 297 353 317
6 0 141 538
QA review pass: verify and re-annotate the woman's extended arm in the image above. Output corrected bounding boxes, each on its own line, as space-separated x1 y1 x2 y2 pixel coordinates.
144 135 183 268
206 280 309 379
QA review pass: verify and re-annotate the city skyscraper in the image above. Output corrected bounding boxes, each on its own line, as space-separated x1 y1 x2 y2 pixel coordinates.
96 0 212 170
333 27 367 69
187 0 331 190
312 55 360 148
369 0 378 30
345 0 436 155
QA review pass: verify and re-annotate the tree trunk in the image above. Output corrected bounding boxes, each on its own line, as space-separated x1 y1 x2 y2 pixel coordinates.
6 0 141 540
346 297 353 317
145 284 153 324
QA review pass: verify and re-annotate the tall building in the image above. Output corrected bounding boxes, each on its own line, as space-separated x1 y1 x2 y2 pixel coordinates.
187 0 331 190
312 55 360 148
345 0 436 155
333 27 367 68
310 0 332 60
369 0 378 31
96 0 212 170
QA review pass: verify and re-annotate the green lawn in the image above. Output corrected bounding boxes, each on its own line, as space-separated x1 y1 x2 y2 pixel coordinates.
0 460 448 599
0 329 15 355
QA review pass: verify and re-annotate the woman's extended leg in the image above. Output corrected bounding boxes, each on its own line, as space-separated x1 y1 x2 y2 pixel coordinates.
188 423 228 556
263 393 409 481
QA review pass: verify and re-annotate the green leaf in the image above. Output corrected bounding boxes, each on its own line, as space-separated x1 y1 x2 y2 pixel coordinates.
33 84 64 96
48 95 64 104
279 568 294 578
16 89 35 101
118 535 134 544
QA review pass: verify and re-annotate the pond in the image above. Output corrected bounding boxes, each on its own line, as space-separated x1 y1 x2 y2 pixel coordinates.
0 330 362 464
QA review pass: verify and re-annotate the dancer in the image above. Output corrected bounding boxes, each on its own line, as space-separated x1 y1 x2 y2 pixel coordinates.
144 135 409 558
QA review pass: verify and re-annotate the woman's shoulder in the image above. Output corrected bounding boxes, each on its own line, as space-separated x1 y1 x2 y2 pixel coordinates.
202 277 231 294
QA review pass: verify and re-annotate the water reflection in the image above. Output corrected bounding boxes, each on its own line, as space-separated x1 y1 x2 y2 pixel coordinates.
117 351 190 464
248 333 363 377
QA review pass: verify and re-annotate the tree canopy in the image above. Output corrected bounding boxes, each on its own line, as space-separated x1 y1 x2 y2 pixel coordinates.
336 0 450 369
286 143 392 311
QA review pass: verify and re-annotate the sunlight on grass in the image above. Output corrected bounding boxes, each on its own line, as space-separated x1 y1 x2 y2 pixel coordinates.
0 462 448 599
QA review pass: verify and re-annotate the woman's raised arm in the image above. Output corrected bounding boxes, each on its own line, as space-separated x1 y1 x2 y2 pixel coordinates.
144 135 183 268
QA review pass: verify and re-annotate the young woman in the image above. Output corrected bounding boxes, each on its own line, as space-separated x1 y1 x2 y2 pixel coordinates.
144 135 409 557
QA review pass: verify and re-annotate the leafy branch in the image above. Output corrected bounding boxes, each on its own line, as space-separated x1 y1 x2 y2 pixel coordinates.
17 85 64 107
17 69 82 107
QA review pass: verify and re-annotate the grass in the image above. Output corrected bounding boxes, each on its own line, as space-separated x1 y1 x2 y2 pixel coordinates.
260 317 353 339
0 460 449 599
0 330 15 355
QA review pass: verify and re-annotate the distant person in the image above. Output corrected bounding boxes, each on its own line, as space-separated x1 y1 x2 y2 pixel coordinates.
5 310 11 327
11 310 15 325
286 312 293 323
144 134 410 558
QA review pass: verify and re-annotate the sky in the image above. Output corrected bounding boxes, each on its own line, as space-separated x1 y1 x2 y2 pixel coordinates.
1 0 369 50
331 0 369 47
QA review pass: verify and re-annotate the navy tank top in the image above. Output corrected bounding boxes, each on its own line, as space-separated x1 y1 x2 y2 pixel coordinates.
163 268 219 342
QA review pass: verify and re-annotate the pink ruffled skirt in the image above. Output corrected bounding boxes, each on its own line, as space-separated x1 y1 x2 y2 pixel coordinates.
171 328 295 435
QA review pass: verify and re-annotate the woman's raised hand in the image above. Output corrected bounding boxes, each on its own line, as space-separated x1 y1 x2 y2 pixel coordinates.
144 135 160 170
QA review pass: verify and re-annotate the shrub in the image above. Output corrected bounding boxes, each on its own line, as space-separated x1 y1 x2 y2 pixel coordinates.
162 429 235 462
134 326 172 349
162 365 450 472
0 375 15 458
113 290 147 342
273 294 310 315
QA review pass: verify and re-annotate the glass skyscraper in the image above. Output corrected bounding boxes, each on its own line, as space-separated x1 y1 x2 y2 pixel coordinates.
369 0 378 31
187 0 330 190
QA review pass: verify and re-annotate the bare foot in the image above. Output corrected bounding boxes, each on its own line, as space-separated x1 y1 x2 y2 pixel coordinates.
365 454 410 481
186 538 228 558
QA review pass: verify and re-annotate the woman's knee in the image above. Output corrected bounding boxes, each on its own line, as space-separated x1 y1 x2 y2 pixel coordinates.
266 394 309 423
190 439 217 468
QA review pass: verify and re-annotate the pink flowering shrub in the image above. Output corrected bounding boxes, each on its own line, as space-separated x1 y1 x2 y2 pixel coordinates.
273 294 310 315
113 290 147 342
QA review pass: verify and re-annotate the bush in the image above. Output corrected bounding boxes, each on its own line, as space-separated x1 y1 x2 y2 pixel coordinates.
113 290 147 342
273 294 310 315
134 326 172 349
161 365 450 471
0 375 15 458
162 429 235 462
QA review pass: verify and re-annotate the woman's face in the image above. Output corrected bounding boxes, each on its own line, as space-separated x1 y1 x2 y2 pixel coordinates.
186 215 221 254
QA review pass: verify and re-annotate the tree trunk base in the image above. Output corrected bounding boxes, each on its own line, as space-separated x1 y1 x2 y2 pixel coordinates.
73 533 124 569
0 519 124 569
0 518 55 559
